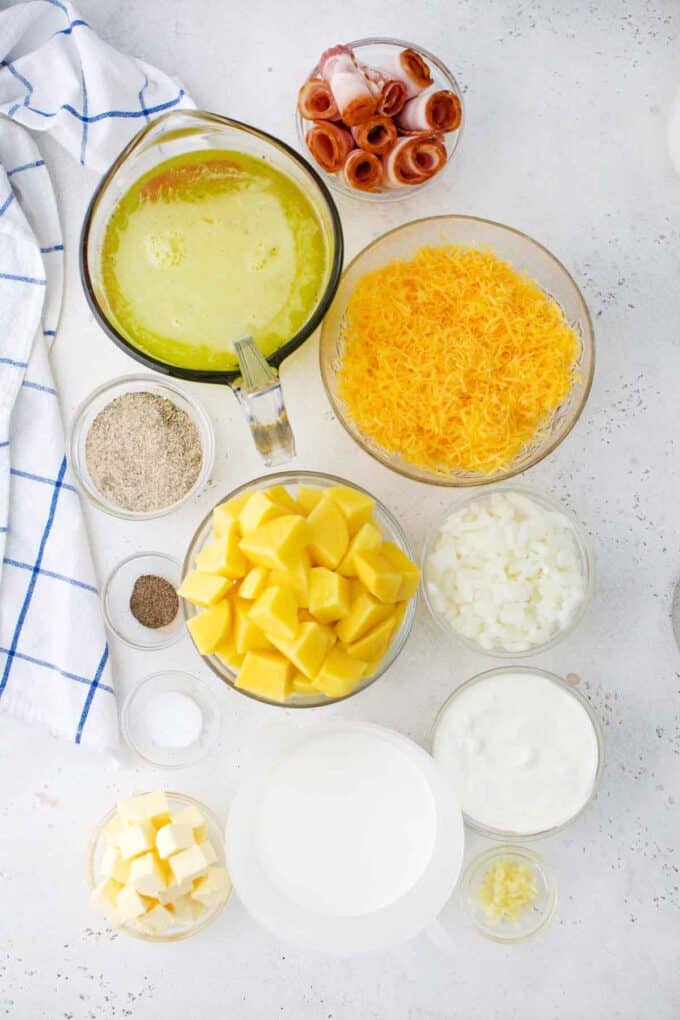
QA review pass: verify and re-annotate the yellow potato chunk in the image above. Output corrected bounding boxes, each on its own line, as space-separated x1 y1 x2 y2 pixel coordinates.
306 494 349 570
296 486 323 515
234 598 274 654
346 613 396 662
239 490 286 535
267 485 303 515
239 515 308 572
177 571 232 608
248 585 299 642
186 600 231 655
336 592 396 644
292 673 318 697
337 522 383 577
214 635 245 671
286 620 334 678
327 485 375 536
235 650 292 701
196 532 247 579
269 553 310 608
212 493 249 537
381 541 421 600
354 550 402 603
238 566 270 600
313 647 367 699
308 567 351 624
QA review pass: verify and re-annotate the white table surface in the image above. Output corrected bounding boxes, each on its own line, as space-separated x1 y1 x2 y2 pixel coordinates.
2 0 679 1016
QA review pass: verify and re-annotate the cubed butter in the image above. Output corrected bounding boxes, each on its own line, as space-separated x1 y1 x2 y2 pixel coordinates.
327 486 375 536
234 650 292 702
177 571 232 608
169 843 213 884
239 515 308 572
198 839 217 866
195 532 247 579
101 815 125 848
248 585 298 642
156 877 194 905
117 791 169 824
308 567 351 624
306 495 349 570
129 851 169 897
191 866 231 906
134 903 175 936
170 894 206 926
118 820 156 860
156 823 195 860
116 883 153 923
100 844 131 885
238 566 270 601
171 804 206 830
313 647 367 699
90 878 123 924
187 600 232 655
354 551 402 603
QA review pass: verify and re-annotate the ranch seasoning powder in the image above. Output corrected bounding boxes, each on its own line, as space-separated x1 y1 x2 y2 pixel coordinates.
84 391 203 512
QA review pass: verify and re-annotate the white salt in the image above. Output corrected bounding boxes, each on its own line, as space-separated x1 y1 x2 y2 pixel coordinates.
145 691 203 749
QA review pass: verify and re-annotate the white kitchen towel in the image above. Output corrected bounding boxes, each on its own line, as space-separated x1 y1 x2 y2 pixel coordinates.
0 0 193 749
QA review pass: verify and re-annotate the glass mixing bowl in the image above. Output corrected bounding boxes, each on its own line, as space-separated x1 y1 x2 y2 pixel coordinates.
320 216 594 485
181 471 417 708
295 37 464 202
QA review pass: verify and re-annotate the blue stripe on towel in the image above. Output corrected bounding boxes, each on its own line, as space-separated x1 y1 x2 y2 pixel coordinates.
0 272 47 285
0 647 114 696
75 644 110 742
27 88 185 124
0 192 15 216
10 467 76 491
22 380 57 395
7 159 45 177
40 244 64 254
3 558 98 594
0 356 28 368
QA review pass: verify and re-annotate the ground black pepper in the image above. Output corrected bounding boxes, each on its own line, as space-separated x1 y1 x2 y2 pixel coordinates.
129 574 179 629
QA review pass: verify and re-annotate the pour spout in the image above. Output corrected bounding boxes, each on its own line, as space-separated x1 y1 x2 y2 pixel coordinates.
233 336 296 467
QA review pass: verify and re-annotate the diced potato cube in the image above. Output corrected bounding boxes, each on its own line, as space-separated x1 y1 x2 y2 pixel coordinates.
156 823 195 860
191 866 231 906
100 845 131 885
118 820 156 860
129 851 169 896
239 490 287 535
117 791 169 824
135 903 175 935
337 522 383 577
296 486 323 515
116 884 153 923
238 566 269 600
313 648 367 699
308 567 351 624
306 495 349 570
346 613 396 662
212 493 249 537
90 878 124 923
196 532 247 579
267 485 303 515
327 486 375 536
335 592 396 644
171 804 206 830
292 673 319 697
269 553 310 608
215 635 245 671
354 550 402 603
177 571 232 608
233 599 274 655
170 893 206 925
169 844 213 884
283 621 334 678
156 877 194 905
239 515 308 572
381 541 421 600
187 600 231 655
248 585 299 642
235 650 292 702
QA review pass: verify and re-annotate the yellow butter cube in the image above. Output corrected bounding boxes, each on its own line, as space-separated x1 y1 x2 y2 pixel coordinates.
354 550 402 603
337 522 383 577
269 553 310 608
233 599 273 655
170 893 205 925
191 866 231 906
198 839 217 866
267 484 303 515
116 884 153 923
336 592 396 644
187 600 231 655
239 490 287 535
102 815 125 848
135 903 174 935
327 486 375 536
235 650 292 702
306 494 349 570
238 566 269 600
196 532 247 579
169 844 213 884
308 567 351 624
346 613 396 662
248 585 299 642
212 493 249 537
239 515 308 572
117 791 169 824
285 620 334 678
313 647 367 699
296 486 323 515
90 878 124 924
177 571 232 608
118 820 156 860
156 877 194 905
129 851 169 897
381 541 421 600
171 805 206 830
100 845 131 885
156 823 195 860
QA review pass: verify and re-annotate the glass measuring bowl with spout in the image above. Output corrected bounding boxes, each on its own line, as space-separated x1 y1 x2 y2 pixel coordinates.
80 110 343 466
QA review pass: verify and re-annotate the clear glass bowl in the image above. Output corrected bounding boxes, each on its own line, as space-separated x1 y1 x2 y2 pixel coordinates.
320 216 595 485
295 37 464 202
459 845 557 943
181 470 417 708
86 792 229 942
69 374 214 520
421 485 594 657
431 666 605 841
102 552 184 650
120 671 220 768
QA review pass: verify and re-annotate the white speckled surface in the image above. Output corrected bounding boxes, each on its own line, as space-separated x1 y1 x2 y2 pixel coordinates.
1 1 679 1017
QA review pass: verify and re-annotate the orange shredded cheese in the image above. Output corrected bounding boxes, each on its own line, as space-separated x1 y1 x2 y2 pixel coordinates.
338 246 580 475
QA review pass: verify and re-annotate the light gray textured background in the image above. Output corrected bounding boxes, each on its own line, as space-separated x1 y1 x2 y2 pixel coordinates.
1 0 679 1017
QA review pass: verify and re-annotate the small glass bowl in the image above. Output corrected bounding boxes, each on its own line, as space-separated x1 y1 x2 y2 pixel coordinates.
121 671 220 768
69 374 215 520
295 37 464 202
459 846 557 943
102 552 183 651
431 666 605 841
87 792 230 942
421 485 594 657
181 470 417 708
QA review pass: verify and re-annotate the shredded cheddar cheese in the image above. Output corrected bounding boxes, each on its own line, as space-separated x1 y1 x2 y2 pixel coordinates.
338 246 580 475
477 859 538 921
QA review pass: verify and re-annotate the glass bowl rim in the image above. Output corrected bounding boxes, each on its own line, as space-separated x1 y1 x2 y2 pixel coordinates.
420 483 595 657
180 469 417 708
68 372 215 520
86 791 230 942
79 109 344 386
102 551 184 650
319 214 595 486
458 844 558 943
430 664 605 840
295 36 465 204
120 669 220 768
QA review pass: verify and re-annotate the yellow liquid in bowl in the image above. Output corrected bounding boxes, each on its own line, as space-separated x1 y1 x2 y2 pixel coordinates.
100 150 329 372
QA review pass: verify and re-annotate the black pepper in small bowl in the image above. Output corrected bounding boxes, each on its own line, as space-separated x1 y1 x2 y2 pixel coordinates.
129 575 179 630
102 552 184 650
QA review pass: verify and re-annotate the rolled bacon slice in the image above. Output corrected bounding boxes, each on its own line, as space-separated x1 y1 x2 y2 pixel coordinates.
375 48 433 100
297 77 339 121
358 63 409 117
305 121 354 173
343 149 384 192
383 133 447 188
350 114 397 156
318 44 378 126
397 89 462 134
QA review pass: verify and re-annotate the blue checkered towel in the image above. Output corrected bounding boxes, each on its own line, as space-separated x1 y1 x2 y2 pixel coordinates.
0 1 193 749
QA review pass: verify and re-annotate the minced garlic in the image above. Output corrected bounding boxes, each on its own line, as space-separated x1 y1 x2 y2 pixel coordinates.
477 858 538 921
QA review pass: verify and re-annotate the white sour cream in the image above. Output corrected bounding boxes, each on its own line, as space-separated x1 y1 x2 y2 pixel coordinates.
433 671 599 835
